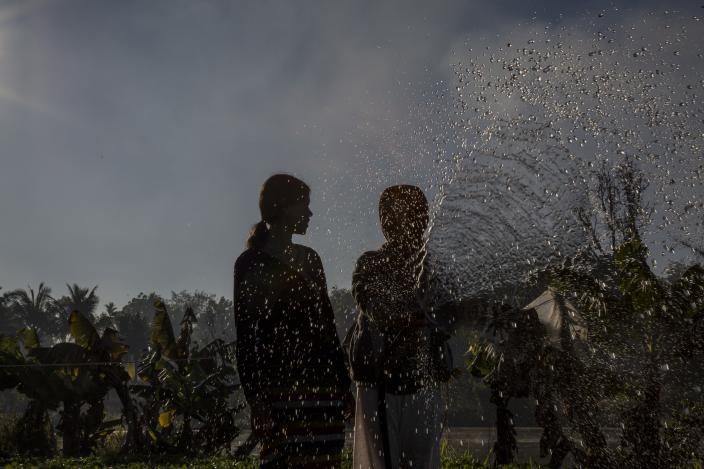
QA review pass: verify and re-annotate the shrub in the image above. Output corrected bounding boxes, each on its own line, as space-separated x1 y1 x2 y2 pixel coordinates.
130 300 244 454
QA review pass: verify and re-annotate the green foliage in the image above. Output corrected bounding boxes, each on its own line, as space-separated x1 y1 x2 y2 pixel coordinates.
550 246 704 465
149 300 178 359
462 179 704 468
12 401 56 457
113 292 161 357
68 311 101 350
1 291 245 459
465 339 497 380
131 299 244 454
0 455 259 468
0 413 16 457
166 290 236 345
0 311 134 457
541 180 704 468
16 328 39 350
0 409 56 459
661 401 704 467
464 303 546 465
1 283 61 343
0 451 552 468
58 284 100 324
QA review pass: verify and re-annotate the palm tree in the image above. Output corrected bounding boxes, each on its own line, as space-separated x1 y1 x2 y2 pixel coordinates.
103 302 118 316
60 284 100 320
3 283 60 343
94 301 119 333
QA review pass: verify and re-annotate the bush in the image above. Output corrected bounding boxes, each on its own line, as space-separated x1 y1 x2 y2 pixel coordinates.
130 300 244 454
0 406 56 459
0 413 18 457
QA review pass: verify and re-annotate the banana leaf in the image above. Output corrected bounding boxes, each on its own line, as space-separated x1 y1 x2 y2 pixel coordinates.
29 342 92 367
69 310 100 350
0 335 22 359
0 335 22 390
17 327 40 350
99 328 129 362
150 300 177 358
159 409 175 428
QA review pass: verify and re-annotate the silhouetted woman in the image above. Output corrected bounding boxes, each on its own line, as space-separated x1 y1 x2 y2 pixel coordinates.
234 174 352 468
350 185 455 469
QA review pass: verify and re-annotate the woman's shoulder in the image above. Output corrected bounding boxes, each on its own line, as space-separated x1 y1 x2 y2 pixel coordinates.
354 249 385 273
234 247 267 274
292 243 322 265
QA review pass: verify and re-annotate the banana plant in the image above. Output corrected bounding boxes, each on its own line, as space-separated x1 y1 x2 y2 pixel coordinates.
0 329 57 456
63 309 141 454
0 311 136 456
131 299 244 454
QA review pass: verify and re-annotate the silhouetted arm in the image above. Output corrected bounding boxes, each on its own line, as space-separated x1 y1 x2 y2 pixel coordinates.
415 251 460 333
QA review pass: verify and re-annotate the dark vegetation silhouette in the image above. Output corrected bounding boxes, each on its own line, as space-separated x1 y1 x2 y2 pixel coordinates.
0 311 136 457
1 283 62 344
60 284 100 322
130 300 242 454
0 286 243 458
462 159 704 468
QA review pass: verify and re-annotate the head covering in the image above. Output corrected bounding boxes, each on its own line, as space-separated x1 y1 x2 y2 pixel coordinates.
379 185 429 247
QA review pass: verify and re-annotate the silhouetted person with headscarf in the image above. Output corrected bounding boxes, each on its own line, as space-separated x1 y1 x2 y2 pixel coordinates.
349 185 456 469
234 174 353 468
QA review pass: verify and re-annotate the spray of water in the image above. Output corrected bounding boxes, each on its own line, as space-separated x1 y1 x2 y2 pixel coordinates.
426 9 704 304
417 10 704 466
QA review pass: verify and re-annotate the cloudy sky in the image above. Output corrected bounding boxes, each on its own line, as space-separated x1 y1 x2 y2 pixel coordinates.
0 0 697 309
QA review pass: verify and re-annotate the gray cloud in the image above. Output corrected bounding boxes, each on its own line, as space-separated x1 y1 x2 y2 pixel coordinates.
0 0 694 308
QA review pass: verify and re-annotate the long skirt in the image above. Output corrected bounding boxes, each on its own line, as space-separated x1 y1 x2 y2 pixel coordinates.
260 392 347 469
352 384 442 469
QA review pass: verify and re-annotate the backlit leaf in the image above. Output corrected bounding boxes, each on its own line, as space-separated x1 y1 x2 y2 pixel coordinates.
159 409 175 428
16 328 40 350
100 328 129 362
151 300 176 358
69 310 100 350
